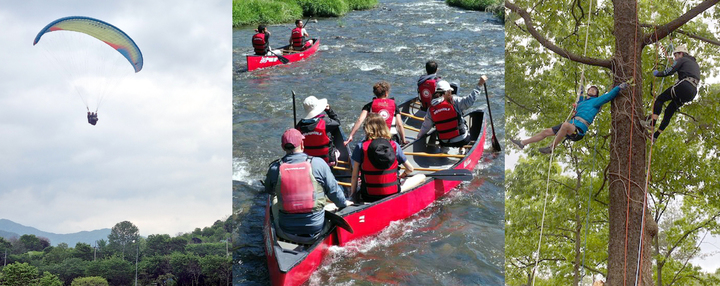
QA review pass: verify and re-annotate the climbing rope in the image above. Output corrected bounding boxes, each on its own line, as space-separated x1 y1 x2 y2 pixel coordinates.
633 35 674 286
532 1 594 285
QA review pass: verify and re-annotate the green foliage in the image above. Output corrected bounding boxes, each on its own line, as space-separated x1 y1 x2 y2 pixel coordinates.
232 0 303 27
446 0 503 21
200 255 232 285
296 0 349 17
169 253 202 286
0 262 38 286
37 271 63 286
185 242 226 257
70 276 109 286
41 258 88 285
73 243 94 261
42 243 70 265
506 0 720 284
107 221 139 260
138 255 171 285
85 256 132 286
18 234 44 252
231 0 378 27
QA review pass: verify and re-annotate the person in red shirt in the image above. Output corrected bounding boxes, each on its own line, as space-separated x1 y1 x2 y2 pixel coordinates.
345 81 407 146
251 25 271 56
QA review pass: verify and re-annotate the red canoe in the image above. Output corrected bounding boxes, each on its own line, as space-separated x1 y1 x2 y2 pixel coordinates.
263 98 488 286
246 38 320 71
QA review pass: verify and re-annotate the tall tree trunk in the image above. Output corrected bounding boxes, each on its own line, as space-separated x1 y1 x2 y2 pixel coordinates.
607 0 655 285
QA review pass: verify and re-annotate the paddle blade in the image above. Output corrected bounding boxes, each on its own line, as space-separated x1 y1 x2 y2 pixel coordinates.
425 168 474 181
325 210 353 233
492 135 502 152
277 55 290 64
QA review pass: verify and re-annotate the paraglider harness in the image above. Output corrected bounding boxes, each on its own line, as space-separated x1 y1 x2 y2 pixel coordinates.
87 110 98 125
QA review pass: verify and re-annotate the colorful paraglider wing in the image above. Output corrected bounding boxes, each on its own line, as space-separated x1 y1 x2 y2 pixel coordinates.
34 16 143 73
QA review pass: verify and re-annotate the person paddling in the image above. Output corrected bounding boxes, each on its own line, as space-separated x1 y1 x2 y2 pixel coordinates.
252 25 271 56
416 77 486 148
350 113 414 202
345 81 407 146
417 60 441 111
296 96 341 166
510 82 629 153
264 129 352 244
289 19 313 51
642 44 701 141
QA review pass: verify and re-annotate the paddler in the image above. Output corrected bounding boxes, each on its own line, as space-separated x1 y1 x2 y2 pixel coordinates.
264 129 352 243
251 25 271 56
296 96 341 166
350 113 414 202
509 82 629 153
345 81 407 146
416 77 486 148
417 60 441 111
289 19 313 51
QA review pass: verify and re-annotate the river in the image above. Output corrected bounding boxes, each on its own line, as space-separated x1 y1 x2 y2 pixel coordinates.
232 0 505 285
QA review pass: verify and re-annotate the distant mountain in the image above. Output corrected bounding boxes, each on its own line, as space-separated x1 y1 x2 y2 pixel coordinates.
0 219 111 247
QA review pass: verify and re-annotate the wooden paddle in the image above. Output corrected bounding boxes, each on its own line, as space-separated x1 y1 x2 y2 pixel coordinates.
336 168 473 181
404 152 465 158
291 90 297 125
400 112 424 121
481 75 501 152
267 49 290 64
325 210 353 233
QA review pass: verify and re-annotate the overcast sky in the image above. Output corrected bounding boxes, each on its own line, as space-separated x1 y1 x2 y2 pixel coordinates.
0 1 231 237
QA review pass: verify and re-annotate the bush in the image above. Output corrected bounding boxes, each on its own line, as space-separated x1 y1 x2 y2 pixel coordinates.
347 0 378 10
297 0 350 17
233 0 303 27
70 276 109 286
446 0 504 21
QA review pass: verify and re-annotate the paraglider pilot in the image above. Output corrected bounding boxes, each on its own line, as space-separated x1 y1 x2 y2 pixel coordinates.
87 111 98 125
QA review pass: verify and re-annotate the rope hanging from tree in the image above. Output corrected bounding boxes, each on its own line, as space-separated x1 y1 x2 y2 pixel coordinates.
532 1 594 285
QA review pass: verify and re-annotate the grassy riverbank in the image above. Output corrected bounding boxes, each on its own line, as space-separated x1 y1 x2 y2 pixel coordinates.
446 0 504 21
233 0 378 27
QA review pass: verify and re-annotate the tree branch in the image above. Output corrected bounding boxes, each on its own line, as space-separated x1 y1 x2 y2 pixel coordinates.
505 0 612 68
640 24 720 46
642 0 720 45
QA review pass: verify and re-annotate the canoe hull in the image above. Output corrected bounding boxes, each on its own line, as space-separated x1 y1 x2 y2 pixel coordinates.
246 38 320 71
264 98 487 285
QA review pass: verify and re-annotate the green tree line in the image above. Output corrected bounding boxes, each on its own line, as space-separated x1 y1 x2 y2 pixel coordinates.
232 0 503 27
0 216 235 286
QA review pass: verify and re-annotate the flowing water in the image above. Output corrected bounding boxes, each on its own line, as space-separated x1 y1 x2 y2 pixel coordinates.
232 0 504 284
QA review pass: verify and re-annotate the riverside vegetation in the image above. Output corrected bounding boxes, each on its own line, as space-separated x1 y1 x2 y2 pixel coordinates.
0 217 235 286
232 0 503 27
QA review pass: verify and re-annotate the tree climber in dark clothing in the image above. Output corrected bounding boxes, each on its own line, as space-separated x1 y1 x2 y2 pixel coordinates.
642 44 701 141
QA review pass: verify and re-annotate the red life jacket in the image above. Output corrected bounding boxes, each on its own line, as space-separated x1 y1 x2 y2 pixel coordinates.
291 27 305 49
361 140 399 196
252 33 268 55
429 100 463 141
277 159 318 213
418 78 438 109
300 116 330 162
370 98 396 131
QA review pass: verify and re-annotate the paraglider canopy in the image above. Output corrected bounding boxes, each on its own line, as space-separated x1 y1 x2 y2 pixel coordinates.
34 16 143 73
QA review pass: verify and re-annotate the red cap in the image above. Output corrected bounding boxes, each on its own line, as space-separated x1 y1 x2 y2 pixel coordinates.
281 128 305 149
